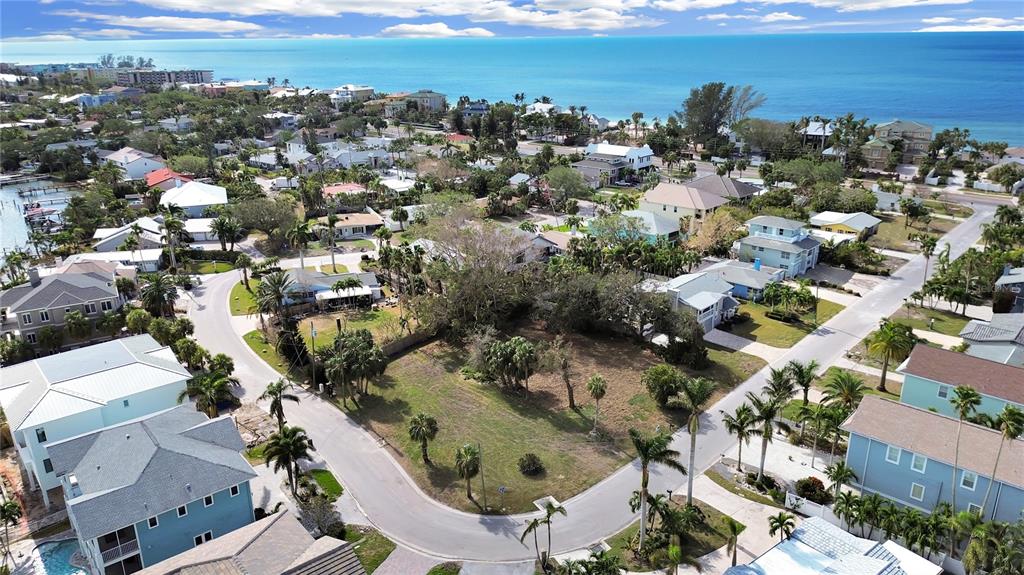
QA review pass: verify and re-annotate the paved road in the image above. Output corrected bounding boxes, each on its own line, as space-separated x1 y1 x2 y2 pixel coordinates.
188 204 994 562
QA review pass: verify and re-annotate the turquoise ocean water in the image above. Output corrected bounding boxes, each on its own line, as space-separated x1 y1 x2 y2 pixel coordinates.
3 33 1023 143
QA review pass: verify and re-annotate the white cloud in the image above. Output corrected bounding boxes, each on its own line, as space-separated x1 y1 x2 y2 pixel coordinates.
81 28 148 37
378 22 495 37
469 5 664 30
760 11 804 21
3 34 81 42
657 0 972 12
698 10 802 22
50 9 264 32
917 19 1024 31
533 0 648 10
698 12 747 20
921 16 955 23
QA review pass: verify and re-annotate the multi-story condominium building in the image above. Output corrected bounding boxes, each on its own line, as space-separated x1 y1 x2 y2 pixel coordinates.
860 138 896 171
405 89 447 112
896 344 1024 418
639 181 728 236
48 405 256 574
116 69 213 87
959 314 1024 366
843 395 1023 522
0 268 124 346
735 216 820 278
873 119 933 164
0 335 190 507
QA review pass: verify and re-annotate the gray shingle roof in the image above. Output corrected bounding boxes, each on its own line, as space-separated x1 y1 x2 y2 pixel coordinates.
703 260 782 290
46 405 255 541
960 314 1024 345
747 215 808 230
739 234 821 254
687 174 759 200
0 273 118 313
995 266 1024 286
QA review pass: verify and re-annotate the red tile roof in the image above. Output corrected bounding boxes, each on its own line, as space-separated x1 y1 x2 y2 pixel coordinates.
145 167 190 188
900 344 1024 404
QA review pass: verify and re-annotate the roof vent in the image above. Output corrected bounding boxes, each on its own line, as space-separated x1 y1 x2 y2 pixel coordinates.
126 434 131 440
185 483 192 492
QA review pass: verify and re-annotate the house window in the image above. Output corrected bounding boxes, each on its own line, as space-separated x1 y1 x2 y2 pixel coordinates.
177 505 188 517
101 300 113 311
781 252 790 259
26 333 37 344
885 445 901 464
968 503 982 515
911 454 927 473
910 483 925 501
193 531 213 547
961 471 978 491
21 313 32 325
36 428 47 443
148 516 159 529
203 495 214 507
84 303 97 314
40 311 50 322
937 385 950 399
43 459 53 473
229 485 240 497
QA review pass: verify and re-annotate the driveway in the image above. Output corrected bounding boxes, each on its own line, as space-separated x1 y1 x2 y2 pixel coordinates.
187 204 994 561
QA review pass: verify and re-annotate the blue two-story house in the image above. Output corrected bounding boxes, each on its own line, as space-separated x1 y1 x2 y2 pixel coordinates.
843 396 1023 522
735 216 820 278
995 265 1024 313
47 405 257 575
896 344 1024 418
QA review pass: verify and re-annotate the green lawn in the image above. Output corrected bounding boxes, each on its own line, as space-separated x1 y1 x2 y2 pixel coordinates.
301 307 408 349
245 441 269 465
309 468 344 501
730 300 844 347
188 261 234 274
345 526 396 574
605 499 737 570
781 399 815 422
814 366 901 401
304 263 348 274
230 279 259 316
867 214 956 253
923 200 973 218
888 305 970 337
242 330 296 377
340 239 375 251
426 563 462 575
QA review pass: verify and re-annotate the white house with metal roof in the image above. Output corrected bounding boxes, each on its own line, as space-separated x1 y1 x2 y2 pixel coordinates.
0 335 190 507
584 141 655 171
159 181 229 218
102 147 166 181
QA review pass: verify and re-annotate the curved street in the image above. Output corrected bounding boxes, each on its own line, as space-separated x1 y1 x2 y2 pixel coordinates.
187 204 994 562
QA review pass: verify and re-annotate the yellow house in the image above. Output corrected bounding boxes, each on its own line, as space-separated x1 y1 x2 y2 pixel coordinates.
809 211 882 239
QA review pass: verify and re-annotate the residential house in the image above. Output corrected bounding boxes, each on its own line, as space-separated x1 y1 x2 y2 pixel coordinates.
872 184 921 212
735 216 820 278
261 111 301 130
323 183 368 200
93 216 164 252
40 260 136 283
724 516 940 575
809 211 882 240
702 259 784 301
384 204 426 232
797 121 834 147
406 89 447 112
648 272 739 332
685 173 759 202
159 181 229 218
959 314 1024 366
524 102 561 116
145 168 191 191
509 173 534 188
320 210 385 238
874 119 933 164
44 139 97 153
329 84 375 108
183 218 218 243
78 93 119 109
843 396 1024 522
157 116 194 133
63 249 164 273
639 182 728 235
0 268 124 346
0 335 190 507
284 269 382 307
460 100 490 120
103 147 166 181
571 157 627 189
48 406 256 574
620 210 681 244
539 230 573 255
896 344 1024 418
135 511 366 575
995 265 1024 312
510 228 560 266
583 141 655 172
860 139 895 171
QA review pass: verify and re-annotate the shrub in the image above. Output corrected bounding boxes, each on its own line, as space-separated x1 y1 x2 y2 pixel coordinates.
642 363 683 407
765 310 800 323
745 472 779 492
795 476 834 505
518 453 545 476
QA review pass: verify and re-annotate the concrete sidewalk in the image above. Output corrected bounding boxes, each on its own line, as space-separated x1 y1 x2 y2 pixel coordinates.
912 329 963 349
704 329 787 363
833 357 905 384
372 546 444 575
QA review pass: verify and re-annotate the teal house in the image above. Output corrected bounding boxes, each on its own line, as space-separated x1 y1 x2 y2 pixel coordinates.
735 216 820 278
47 406 256 575
896 345 1024 418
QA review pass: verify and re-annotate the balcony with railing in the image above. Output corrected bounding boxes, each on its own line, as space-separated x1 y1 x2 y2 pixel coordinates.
748 229 809 243
100 538 139 564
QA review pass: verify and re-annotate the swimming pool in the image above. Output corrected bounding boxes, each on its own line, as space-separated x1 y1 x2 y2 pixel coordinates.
28 540 87 575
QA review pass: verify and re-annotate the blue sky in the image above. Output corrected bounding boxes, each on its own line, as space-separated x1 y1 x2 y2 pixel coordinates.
2 0 1023 41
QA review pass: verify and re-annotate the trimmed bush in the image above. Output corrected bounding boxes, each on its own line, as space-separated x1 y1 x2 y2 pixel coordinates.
518 453 545 476
795 476 834 505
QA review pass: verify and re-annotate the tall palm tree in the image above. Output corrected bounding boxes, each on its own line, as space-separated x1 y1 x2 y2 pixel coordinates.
786 360 819 405
259 379 299 431
767 512 796 543
764 367 795 404
746 391 789 482
408 413 439 466
141 272 179 317
587 375 607 434
867 320 916 393
178 371 238 418
677 377 715 506
454 444 481 501
822 370 866 412
825 461 858 498
949 386 982 513
160 215 186 270
980 405 1023 519
628 428 688 551
374 226 393 251
256 271 294 322
236 253 253 290
264 425 315 496
543 501 567 569
722 516 746 566
919 235 938 289
0 499 23 568
722 404 758 472
521 518 545 568
800 403 831 470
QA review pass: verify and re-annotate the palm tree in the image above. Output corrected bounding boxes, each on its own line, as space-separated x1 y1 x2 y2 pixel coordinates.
786 360 819 405
949 386 982 513
408 413 439 466
521 518 545 568
454 444 481 501
236 253 253 290
764 367 795 404
825 461 858 499
767 512 796 543
722 516 746 566
210 215 236 251
678 377 715 506
257 271 294 322
980 405 1023 519
822 370 866 412
867 320 916 393
259 379 299 431
834 491 860 531
586 375 607 434
543 501 567 568
800 403 831 470
160 215 186 270
747 391 789 482
178 370 238 417
1 498 23 568
919 234 938 289
374 226 393 251
722 404 758 472
265 425 315 496
628 428 688 551
141 272 179 317
122 233 140 269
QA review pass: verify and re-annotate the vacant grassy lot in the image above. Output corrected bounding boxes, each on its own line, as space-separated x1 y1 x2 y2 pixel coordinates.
229 278 259 316
301 307 410 349
341 328 765 513
867 214 956 253
605 498 736 569
345 526 396 574
888 304 970 337
729 300 845 347
923 200 973 218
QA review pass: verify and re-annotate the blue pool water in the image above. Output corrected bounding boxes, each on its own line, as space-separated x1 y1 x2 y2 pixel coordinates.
30 540 87 575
